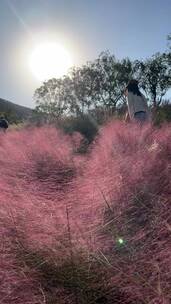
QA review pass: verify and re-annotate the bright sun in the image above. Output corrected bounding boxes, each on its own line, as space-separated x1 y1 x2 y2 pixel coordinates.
29 42 73 81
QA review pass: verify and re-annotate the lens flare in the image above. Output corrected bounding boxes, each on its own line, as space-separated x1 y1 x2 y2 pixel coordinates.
118 238 124 245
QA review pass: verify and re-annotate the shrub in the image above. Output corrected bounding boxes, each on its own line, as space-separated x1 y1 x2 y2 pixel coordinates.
153 102 171 126
58 114 99 144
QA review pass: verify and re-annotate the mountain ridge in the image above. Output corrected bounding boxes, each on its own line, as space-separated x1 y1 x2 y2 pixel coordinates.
0 97 33 121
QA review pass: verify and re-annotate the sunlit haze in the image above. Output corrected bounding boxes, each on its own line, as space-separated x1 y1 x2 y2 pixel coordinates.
29 42 73 81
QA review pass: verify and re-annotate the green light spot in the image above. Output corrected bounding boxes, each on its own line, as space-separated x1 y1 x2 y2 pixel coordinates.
118 238 124 245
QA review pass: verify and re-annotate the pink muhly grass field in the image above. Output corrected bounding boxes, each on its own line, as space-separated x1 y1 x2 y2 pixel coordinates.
75 121 171 303
0 122 170 303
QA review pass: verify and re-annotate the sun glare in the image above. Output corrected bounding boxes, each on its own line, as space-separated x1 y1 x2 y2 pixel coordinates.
29 42 73 81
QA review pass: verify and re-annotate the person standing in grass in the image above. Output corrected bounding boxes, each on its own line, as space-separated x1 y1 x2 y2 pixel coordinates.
0 116 9 132
124 79 150 123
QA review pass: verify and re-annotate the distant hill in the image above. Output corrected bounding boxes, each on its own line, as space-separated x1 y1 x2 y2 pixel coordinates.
0 98 33 122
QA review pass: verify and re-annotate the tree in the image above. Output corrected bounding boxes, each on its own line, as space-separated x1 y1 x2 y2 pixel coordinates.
34 48 171 121
61 65 98 116
167 33 171 50
34 66 97 119
89 52 134 111
166 33 171 67
34 78 69 121
34 51 135 119
135 52 171 109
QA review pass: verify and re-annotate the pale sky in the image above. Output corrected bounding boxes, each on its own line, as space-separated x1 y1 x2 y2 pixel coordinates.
0 0 170 108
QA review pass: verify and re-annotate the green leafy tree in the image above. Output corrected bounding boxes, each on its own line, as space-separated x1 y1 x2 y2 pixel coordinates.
88 52 134 111
34 68 95 118
34 48 171 121
61 66 97 116
166 33 171 67
167 33 171 50
135 52 171 109
34 52 135 119
34 78 69 121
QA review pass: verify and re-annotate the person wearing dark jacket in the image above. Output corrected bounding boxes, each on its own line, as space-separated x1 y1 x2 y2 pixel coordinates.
0 116 9 132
